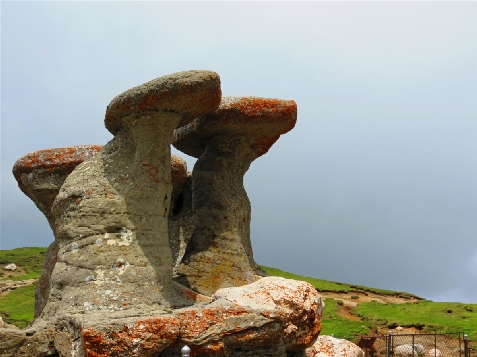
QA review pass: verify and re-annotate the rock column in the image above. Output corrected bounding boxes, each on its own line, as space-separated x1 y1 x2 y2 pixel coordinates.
12 145 102 317
173 97 297 295
34 70 221 328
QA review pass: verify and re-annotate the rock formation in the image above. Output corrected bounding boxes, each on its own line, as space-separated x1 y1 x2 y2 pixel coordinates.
172 97 297 295
12 145 103 317
3 70 324 357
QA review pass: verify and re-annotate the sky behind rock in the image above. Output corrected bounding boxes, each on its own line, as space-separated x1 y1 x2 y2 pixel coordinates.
1 2 476 303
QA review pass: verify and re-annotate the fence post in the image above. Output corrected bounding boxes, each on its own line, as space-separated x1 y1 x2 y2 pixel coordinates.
464 334 469 357
387 331 392 357
182 345 191 357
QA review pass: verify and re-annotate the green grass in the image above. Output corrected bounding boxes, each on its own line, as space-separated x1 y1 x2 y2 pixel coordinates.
0 247 48 281
321 298 371 341
0 249 475 342
353 300 477 338
0 283 36 328
261 265 421 299
262 265 476 342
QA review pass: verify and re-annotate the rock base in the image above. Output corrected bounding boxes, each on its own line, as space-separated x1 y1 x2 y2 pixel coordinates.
0 278 323 357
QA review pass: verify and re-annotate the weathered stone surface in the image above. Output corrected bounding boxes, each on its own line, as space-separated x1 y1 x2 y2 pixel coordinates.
305 336 364 357
170 154 188 203
173 96 297 158
105 70 222 134
33 70 222 332
0 329 26 357
213 277 324 351
172 97 297 295
12 145 102 230
12 145 103 318
0 328 59 357
8 71 317 357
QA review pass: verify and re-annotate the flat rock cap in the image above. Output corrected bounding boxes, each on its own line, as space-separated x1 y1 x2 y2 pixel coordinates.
13 145 102 181
12 145 102 193
172 96 297 158
105 70 222 135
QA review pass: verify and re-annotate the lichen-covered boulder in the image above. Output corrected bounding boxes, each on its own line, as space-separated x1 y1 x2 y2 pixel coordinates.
213 277 324 351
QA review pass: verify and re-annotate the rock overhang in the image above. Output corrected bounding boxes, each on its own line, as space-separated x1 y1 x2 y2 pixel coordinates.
104 70 222 135
172 96 297 159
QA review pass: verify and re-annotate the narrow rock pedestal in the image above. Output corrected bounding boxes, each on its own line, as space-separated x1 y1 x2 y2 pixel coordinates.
173 97 297 296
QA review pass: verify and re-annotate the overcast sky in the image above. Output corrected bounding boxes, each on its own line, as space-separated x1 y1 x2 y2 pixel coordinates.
1 2 476 304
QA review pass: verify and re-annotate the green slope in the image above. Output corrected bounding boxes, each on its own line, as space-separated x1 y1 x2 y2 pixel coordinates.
0 248 475 342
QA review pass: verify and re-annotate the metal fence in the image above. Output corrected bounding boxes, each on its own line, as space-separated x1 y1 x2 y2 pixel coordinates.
357 333 473 357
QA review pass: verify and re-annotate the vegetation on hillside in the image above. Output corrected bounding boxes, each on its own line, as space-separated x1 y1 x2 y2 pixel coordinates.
353 300 477 338
0 247 48 281
0 248 475 342
0 284 36 328
261 266 422 300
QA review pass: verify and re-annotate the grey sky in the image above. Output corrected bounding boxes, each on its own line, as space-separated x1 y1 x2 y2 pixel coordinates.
1 2 476 304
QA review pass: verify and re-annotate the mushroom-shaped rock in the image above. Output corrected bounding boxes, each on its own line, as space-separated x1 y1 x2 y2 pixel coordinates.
12 145 102 317
172 97 297 295
33 71 222 334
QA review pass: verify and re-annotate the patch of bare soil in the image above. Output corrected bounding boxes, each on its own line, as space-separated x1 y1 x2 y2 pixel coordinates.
320 291 421 328
0 266 28 280
0 279 37 297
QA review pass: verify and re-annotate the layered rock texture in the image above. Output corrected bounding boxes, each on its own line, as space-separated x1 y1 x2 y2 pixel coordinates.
3 70 324 357
12 145 103 318
173 97 297 295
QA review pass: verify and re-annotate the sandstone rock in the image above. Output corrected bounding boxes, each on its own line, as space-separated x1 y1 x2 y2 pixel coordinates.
12 145 103 318
12 145 103 230
4 264 16 271
0 329 26 357
104 70 222 134
7 71 318 357
305 335 364 357
33 70 222 330
212 277 324 351
173 96 297 295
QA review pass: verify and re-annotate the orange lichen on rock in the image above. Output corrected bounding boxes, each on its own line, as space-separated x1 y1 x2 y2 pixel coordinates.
104 70 221 135
82 316 180 357
172 96 297 159
13 145 102 182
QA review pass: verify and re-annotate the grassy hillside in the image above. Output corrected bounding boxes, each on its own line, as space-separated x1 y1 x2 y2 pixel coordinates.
0 247 48 281
261 266 421 299
261 266 476 341
0 248 475 341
